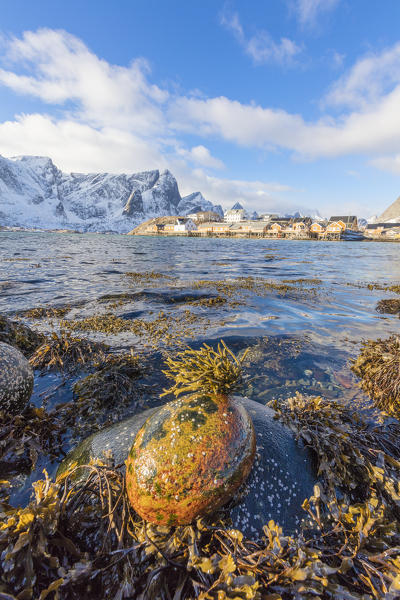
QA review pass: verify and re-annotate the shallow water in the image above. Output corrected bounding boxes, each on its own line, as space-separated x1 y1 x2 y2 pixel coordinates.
1 232 400 505
1 232 399 340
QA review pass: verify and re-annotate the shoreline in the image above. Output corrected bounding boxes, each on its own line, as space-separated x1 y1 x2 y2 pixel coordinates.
1 228 399 242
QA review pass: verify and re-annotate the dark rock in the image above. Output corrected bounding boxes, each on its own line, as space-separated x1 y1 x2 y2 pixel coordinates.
0 342 34 413
123 190 143 216
58 397 317 536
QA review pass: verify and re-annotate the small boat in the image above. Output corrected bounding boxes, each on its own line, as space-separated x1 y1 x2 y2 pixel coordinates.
341 229 365 241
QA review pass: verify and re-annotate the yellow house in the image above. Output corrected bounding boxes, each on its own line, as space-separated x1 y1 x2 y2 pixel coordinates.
212 223 232 233
326 221 343 233
145 223 165 233
310 222 325 233
197 222 231 233
327 216 358 232
270 222 283 232
197 222 214 233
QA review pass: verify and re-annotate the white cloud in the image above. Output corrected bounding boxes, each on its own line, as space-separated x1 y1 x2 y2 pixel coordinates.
324 42 400 109
0 30 300 212
174 166 296 213
170 72 400 160
0 113 167 173
220 10 301 65
370 154 400 175
0 112 298 212
293 0 340 27
4 30 400 167
0 29 168 134
1 28 400 217
177 145 225 169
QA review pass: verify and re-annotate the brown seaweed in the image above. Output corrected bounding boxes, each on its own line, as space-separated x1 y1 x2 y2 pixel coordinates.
376 298 400 315
2 391 400 599
0 315 45 357
73 351 142 410
0 405 65 476
161 341 249 398
29 330 108 372
62 310 216 349
351 336 400 416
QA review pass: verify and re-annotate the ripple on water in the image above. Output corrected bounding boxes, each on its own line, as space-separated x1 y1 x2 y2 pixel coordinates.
1 232 400 511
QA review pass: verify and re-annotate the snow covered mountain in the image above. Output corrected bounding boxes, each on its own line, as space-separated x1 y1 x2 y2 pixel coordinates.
0 155 222 233
177 192 223 217
377 196 400 223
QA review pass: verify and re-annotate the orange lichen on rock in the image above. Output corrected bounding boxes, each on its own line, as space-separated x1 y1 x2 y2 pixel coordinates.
125 393 256 525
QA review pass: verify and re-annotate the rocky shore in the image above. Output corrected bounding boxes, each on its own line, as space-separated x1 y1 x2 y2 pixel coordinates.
1 279 400 598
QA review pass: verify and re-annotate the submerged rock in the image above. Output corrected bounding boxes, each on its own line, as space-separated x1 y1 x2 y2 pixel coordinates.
125 394 256 526
59 397 317 536
0 342 34 413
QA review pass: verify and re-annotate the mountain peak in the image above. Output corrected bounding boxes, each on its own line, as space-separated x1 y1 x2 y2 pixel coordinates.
0 154 222 232
11 155 56 168
379 196 400 222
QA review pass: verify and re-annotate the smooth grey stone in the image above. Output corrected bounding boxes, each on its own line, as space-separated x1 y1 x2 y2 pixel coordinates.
58 407 159 477
58 397 317 537
229 398 316 537
0 341 34 414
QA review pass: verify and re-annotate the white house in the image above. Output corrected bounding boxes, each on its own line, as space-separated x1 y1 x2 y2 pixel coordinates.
173 217 197 232
224 203 249 223
261 213 279 222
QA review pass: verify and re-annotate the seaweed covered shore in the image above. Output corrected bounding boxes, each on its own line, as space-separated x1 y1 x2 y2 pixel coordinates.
1 250 400 598
1 390 400 599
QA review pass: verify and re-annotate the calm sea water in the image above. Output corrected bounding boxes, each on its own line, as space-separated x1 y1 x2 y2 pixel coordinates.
1 232 400 503
1 231 399 345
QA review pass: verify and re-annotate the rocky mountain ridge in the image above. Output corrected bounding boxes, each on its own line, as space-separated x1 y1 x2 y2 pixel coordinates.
0 155 223 233
377 196 400 223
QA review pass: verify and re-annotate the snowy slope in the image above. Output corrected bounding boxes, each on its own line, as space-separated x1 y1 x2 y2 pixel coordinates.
378 196 400 223
0 155 221 233
178 192 223 217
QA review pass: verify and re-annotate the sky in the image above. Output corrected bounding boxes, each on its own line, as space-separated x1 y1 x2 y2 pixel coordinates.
0 1 400 218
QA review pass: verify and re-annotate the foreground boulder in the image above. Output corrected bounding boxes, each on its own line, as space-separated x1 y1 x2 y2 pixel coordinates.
0 342 34 413
59 396 316 536
126 393 256 526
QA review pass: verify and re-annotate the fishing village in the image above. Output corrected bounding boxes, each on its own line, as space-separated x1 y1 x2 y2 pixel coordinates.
130 201 400 241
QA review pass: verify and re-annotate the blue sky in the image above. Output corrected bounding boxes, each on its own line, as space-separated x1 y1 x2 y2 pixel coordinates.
1 0 400 217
